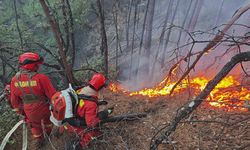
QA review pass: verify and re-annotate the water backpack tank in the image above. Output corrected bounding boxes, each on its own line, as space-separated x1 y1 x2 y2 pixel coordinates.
50 84 78 126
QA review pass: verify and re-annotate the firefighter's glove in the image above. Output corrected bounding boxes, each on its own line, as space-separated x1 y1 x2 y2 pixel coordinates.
107 107 114 114
98 100 108 106
18 114 28 123
98 110 109 120
98 107 114 120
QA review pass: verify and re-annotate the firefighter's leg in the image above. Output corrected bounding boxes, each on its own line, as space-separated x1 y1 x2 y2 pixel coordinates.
42 117 53 136
80 130 102 147
29 120 43 139
64 126 83 150
30 123 45 149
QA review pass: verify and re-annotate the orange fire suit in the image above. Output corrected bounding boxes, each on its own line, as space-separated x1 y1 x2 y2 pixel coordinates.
62 86 102 147
10 71 56 140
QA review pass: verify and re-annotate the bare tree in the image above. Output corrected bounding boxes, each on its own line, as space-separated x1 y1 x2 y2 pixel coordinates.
129 0 139 79
160 0 181 68
65 0 76 67
135 0 155 79
39 0 75 84
96 0 109 76
187 0 204 33
134 0 149 78
150 0 174 79
176 0 193 48
13 0 23 49
214 0 225 27
126 0 133 49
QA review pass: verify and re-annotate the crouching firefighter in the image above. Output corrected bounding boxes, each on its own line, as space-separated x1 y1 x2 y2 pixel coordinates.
50 73 113 149
0 84 13 108
10 52 56 149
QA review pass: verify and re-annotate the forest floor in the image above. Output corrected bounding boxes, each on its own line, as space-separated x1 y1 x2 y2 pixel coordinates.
5 89 250 150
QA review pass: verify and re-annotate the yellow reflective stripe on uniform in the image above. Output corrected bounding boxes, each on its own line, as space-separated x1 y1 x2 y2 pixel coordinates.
44 124 53 127
13 108 19 112
64 125 68 130
91 136 97 140
14 80 37 87
79 99 85 108
33 133 42 138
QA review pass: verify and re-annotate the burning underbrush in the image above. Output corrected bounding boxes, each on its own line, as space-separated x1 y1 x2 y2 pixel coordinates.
109 75 250 112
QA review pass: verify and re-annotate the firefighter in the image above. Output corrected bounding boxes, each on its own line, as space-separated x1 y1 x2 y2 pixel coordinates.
0 85 10 103
61 73 110 149
4 84 12 108
10 52 56 148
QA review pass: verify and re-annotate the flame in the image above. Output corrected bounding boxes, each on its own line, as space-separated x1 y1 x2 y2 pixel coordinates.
109 76 250 111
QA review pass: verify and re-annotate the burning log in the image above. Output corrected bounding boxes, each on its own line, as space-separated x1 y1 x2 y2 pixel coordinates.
150 52 250 150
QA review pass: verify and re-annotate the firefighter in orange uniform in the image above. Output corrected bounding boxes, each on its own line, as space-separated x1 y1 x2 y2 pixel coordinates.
10 52 56 148
62 73 108 149
0 84 12 107
4 84 12 108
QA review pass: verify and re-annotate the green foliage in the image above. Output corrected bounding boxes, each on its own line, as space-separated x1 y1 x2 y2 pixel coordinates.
0 101 18 141
74 55 105 83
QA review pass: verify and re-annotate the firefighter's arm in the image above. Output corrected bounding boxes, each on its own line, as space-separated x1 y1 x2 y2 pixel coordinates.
10 80 23 114
40 74 56 99
84 102 101 127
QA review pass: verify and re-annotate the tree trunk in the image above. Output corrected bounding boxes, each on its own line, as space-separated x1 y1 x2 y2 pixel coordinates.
13 0 23 49
187 0 204 32
65 0 76 67
134 0 149 78
96 0 108 77
160 0 181 68
126 0 133 49
214 0 225 27
150 0 174 79
143 0 155 75
129 1 138 79
113 1 122 75
61 0 70 53
176 0 193 48
39 0 75 84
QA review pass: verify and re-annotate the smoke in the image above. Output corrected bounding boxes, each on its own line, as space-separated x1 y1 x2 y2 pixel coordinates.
109 0 250 90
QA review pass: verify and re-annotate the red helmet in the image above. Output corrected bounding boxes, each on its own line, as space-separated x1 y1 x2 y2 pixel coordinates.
89 73 106 91
18 52 44 71
51 92 66 121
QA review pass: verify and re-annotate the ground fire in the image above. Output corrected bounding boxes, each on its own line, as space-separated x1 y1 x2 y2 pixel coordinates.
109 75 250 112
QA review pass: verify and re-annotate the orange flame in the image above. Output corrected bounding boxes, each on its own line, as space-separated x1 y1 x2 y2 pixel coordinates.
109 76 250 111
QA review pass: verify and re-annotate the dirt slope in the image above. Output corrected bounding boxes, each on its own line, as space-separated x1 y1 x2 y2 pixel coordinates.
5 89 250 150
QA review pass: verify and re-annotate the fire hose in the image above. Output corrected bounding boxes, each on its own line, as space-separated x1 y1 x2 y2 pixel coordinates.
0 120 27 150
22 123 27 150
0 93 6 102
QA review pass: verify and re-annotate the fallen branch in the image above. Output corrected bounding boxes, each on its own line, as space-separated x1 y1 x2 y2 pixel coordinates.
150 52 250 150
46 68 98 74
101 113 147 124
236 143 250 150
